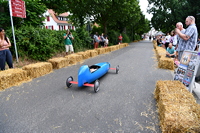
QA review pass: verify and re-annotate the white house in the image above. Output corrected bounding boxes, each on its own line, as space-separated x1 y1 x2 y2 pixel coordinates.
43 9 75 31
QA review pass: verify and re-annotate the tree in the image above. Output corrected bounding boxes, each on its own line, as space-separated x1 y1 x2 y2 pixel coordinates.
147 0 200 33
0 0 47 29
42 0 147 35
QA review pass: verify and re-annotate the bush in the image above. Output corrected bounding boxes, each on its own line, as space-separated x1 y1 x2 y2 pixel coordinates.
133 34 141 41
121 33 130 43
6 26 93 61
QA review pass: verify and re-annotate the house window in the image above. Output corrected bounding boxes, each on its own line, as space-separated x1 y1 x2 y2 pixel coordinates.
63 18 69 21
59 25 65 30
47 16 50 21
58 16 68 21
58 16 64 21
46 26 53 30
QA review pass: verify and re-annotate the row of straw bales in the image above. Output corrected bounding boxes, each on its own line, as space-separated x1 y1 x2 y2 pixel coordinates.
0 43 129 91
155 80 200 133
153 40 175 70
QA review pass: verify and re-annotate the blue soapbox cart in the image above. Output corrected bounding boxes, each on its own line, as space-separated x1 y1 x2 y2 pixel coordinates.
66 62 119 93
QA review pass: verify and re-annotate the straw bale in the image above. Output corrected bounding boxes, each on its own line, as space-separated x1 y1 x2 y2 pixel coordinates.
123 43 129 47
119 44 124 49
104 47 110 53
109 46 117 51
158 56 175 70
76 51 90 59
0 68 30 90
155 80 200 133
65 54 83 64
114 45 120 50
119 43 127 49
95 48 106 55
155 47 166 60
153 40 157 49
85 50 98 57
22 62 53 78
48 57 69 69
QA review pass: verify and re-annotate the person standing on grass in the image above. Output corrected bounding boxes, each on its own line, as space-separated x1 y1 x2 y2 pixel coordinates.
0 28 13 70
64 29 74 55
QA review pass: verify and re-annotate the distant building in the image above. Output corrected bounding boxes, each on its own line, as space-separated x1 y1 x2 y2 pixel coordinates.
148 27 157 36
43 9 75 31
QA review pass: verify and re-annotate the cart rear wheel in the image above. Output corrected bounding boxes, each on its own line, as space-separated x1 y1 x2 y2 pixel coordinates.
116 65 119 74
66 76 73 88
94 80 100 93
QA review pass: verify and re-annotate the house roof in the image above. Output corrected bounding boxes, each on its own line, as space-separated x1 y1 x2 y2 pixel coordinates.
47 9 69 24
59 12 69 17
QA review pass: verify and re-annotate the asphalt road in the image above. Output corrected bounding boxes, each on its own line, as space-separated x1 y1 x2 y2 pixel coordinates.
0 40 174 133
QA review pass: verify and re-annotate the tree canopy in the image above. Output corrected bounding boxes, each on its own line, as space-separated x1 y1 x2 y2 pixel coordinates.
42 0 150 35
0 0 150 38
147 0 200 33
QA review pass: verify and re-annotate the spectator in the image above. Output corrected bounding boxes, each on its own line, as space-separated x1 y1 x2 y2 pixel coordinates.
100 33 105 48
175 16 198 60
198 35 200 44
156 35 162 46
195 35 200 51
169 30 176 46
175 22 186 61
0 28 13 70
164 32 171 49
93 32 99 49
104 37 109 47
172 32 178 47
166 43 176 58
118 34 123 44
149 36 152 41
64 29 74 55
161 36 166 48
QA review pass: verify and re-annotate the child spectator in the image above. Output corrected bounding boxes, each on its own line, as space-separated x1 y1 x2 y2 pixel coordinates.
104 37 109 47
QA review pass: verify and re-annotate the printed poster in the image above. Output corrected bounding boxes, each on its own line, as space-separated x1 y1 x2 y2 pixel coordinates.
174 51 199 90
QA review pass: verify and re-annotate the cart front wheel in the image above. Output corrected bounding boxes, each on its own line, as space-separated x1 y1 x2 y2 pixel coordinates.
116 65 119 74
94 80 100 93
66 76 73 88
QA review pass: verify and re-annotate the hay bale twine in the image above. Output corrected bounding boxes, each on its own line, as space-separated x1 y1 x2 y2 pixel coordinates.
155 80 200 133
0 68 30 91
22 62 53 78
48 57 69 69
